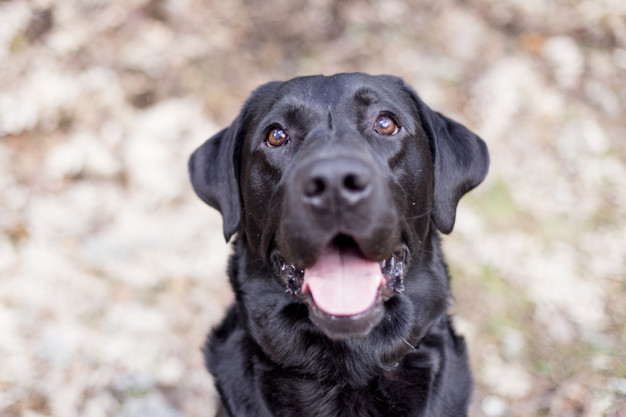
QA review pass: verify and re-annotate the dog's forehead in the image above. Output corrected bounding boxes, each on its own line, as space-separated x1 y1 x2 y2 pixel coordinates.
275 73 408 109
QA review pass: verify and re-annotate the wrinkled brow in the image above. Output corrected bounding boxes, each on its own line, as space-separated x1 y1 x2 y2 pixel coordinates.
353 88 380 106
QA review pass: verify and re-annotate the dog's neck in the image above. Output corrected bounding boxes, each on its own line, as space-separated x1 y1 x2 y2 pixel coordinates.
207 301 467 417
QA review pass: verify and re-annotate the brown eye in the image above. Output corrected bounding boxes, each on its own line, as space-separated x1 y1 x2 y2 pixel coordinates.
374 115 399 135
267 127 290 147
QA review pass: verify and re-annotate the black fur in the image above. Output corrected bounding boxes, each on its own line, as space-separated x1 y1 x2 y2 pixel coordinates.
189 73 489 417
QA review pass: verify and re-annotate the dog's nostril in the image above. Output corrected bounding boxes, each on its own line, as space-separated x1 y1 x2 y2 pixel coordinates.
304 177 326 197
343 174 368 192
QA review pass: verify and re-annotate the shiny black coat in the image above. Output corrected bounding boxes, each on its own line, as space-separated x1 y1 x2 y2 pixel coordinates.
189 73 489 417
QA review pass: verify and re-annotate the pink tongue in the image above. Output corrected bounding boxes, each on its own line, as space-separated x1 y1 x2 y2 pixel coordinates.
303 246 382 316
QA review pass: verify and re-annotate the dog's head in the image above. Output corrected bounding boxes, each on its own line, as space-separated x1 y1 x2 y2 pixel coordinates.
190 73 488 341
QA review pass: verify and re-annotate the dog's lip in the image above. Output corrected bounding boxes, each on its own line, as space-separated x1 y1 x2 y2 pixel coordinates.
307 293 385 339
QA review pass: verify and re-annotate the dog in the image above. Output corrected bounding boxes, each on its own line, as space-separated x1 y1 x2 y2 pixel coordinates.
189 73 489 417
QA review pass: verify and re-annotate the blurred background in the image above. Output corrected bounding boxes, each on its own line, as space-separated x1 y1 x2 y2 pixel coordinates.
0 0 624 416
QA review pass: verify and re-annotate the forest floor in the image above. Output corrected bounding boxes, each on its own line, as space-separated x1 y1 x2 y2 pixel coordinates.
1 0 625 416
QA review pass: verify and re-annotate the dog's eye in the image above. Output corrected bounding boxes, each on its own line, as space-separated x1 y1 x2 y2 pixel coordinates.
374 115 399 136
267 127 290 147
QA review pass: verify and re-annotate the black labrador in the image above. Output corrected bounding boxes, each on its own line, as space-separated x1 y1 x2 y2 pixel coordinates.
189 73 489 417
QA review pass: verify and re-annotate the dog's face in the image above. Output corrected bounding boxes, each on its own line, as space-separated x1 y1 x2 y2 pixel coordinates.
190 73 488 342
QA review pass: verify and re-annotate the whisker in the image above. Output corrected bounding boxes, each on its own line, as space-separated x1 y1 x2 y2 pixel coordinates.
402 338 416 350
405 211 430 221
413 247 436 256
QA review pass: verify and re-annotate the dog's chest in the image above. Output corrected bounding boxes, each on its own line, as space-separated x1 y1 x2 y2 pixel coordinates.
256 369 428 417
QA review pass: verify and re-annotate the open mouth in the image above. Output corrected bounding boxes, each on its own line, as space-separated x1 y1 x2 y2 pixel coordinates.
274 235 407 338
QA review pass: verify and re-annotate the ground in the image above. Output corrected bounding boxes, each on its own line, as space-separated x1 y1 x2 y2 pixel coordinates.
0 0 624 416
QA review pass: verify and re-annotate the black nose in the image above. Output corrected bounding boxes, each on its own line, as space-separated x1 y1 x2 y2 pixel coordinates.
300 158 373 207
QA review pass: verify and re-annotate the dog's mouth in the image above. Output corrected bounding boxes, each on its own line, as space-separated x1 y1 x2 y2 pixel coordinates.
274 235 407 338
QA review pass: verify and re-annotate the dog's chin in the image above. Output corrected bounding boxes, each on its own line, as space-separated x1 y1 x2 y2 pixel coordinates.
273 237 408 340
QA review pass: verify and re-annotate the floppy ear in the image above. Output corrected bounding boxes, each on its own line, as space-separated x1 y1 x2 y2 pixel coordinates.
189 81 283 242
411 91 489 234
189 118 243 242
